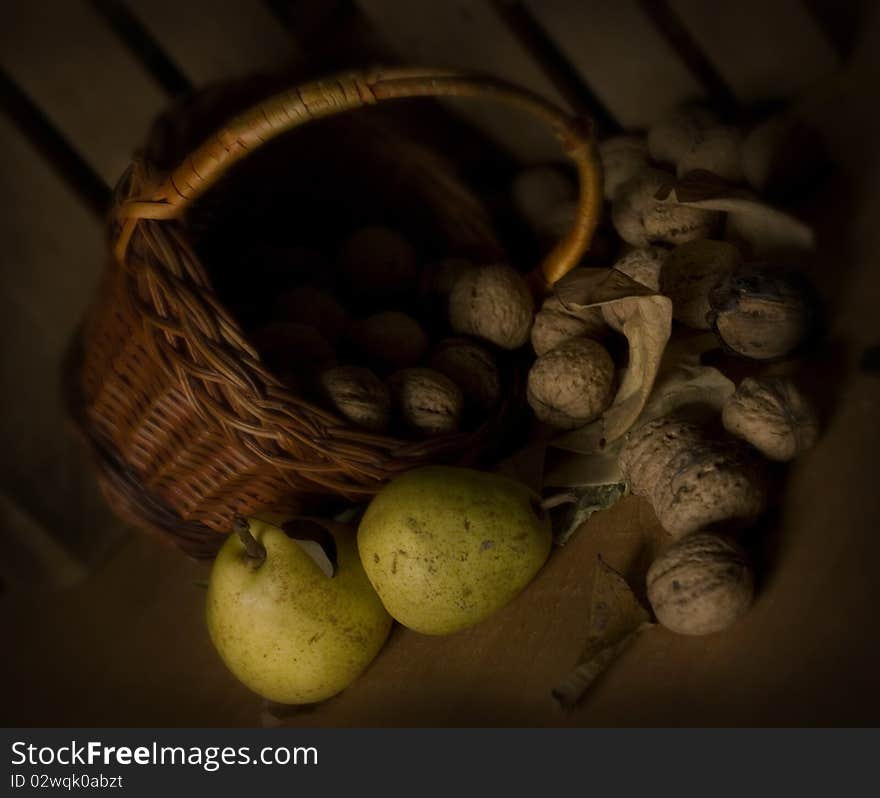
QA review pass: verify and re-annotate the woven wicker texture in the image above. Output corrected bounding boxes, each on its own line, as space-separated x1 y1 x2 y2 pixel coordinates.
70 68 602 557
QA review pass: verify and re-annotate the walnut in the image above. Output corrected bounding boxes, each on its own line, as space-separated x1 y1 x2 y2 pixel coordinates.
619 417 704 499
708 268 812 360
531 199 579 241
612 246 668 292
676 124 744 183
648 105 720 167
659 239 742 329
249 322 334 389
350 311 429 372
647 532 754 635
612 168 721 248
273 284 347 344
599 135 650 200
620 417 767 538
338 226 418 303
527 338 615 429
654 441 767 539
530 295 607 356
722 376 819 461
389 368 463 436
429 338 501 411
449 263 534 350
512 166 575 228
319 366 391 432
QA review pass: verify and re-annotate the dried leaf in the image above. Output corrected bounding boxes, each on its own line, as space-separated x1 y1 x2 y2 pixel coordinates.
662 172 815 257
547 484 626 545
541 332 729 543
543 443 622 486
601 295 674 441
493 426 552 493
555 267 657 309
553 558 653 708
639 331 734 424
553 268 673 447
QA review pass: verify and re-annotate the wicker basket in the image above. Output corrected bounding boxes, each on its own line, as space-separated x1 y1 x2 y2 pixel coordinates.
66 68 602 558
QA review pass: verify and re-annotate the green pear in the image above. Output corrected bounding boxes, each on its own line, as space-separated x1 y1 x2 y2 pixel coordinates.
358 466 552 635
206 514 392 704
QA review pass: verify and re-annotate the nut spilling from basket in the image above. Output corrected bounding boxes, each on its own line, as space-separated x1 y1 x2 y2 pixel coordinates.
200 97 827 717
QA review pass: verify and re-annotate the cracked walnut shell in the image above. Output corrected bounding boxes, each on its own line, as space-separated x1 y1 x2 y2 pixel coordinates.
320 366 391 432
389 368 463 436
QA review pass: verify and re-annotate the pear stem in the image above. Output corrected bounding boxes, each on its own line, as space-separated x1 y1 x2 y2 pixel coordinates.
234 516 266 566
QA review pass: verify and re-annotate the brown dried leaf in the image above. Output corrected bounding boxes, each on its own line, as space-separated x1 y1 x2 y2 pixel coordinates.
554 267 657 310
547 484 627 546
553 557 652 708
553 268 673 448
663 172 815 257
639 331 734 424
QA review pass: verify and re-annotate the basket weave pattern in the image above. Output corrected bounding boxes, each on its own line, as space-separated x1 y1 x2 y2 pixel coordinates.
69 69 602 557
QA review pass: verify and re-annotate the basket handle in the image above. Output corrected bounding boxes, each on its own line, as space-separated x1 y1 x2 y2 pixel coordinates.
114 67 603 288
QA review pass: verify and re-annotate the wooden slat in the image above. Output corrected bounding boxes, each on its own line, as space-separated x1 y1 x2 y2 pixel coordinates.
0 0 167 185
526 0 706 130
356 0 572 163
124 0 299 85
0 113 124 567
0 493 88 589
667 0 839 103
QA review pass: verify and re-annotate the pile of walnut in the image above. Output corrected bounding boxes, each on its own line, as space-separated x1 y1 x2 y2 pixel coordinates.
249 102 822 638
250 225 509 439
512 102 823 637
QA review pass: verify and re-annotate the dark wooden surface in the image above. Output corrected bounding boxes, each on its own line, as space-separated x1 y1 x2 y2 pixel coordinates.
1 0 878 726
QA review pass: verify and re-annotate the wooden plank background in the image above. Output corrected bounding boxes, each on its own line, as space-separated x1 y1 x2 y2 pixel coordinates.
0 0 877 726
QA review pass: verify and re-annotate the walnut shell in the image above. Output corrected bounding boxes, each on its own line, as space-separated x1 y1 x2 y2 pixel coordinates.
708 269 811 360
532 200 578 241
429 338 501 411
619 418 704 499
320 366 391 432
648 105 720 166
338 226 418 302
619 417 767 538
660 239 742 329
653 441 767 538
600 135 650 200
647 532 754 635
273 284 347 343
527 338 615 429
249 322 334 389
512 166 575 227
722 376 819 461
389 368 463 436
351 311 429 372
612 168 721 248
612 246 668 292
676 124 744 183
449 263 534 350
531 295 607 356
